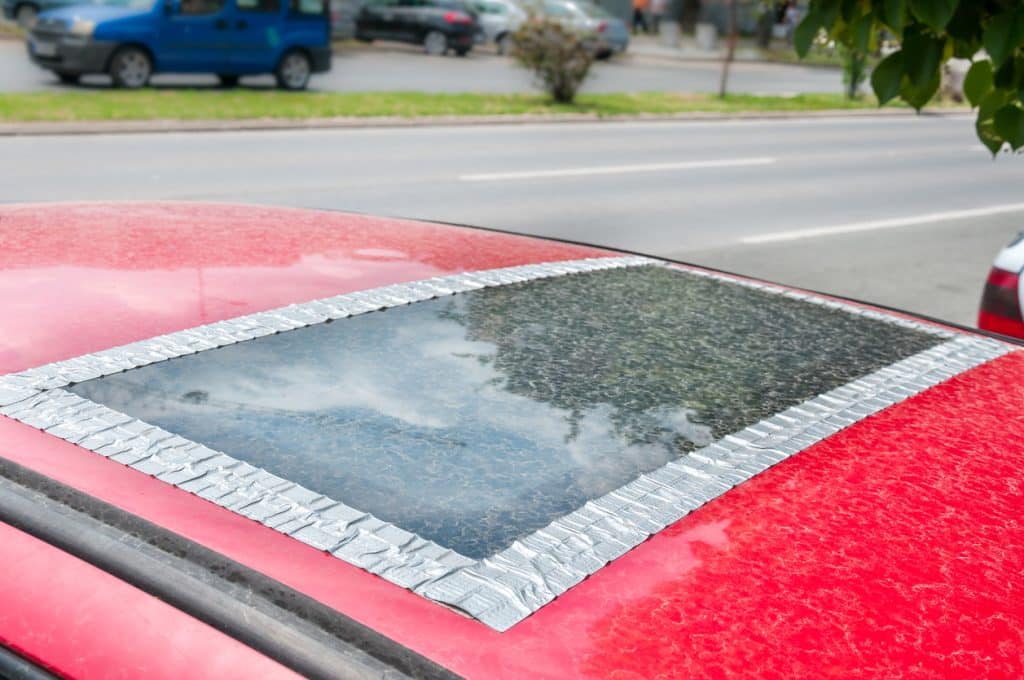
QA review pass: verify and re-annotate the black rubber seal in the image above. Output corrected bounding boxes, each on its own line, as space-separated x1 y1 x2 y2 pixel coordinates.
0 457 461 680
0 645 57 680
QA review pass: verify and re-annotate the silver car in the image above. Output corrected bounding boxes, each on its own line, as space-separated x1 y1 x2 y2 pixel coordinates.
538 0 628 58
472 0 525 54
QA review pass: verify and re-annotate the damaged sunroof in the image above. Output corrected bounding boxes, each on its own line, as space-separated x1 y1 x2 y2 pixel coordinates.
70 265 941 559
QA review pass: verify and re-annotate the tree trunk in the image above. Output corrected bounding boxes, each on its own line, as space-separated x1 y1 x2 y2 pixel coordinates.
718 0 737 99
845 50 865 100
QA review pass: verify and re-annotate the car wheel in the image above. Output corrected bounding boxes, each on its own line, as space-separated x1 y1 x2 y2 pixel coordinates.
218 74 240 87
109 46 152 89
496 33 511 55
14 3 38 28
423 30 447 56
56 71 80 85
275 50 311 90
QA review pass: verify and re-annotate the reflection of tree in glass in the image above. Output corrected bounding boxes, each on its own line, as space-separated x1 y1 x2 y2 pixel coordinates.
446 265 940 451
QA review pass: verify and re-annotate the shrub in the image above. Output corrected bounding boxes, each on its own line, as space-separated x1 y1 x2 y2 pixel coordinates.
511 16 595 104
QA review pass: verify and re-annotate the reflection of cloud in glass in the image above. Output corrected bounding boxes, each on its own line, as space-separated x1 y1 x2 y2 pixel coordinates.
76 295 713 559
71 266 941 559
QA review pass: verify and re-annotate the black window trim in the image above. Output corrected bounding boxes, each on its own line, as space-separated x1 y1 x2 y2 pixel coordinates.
0 457 460 680
0 645 57 680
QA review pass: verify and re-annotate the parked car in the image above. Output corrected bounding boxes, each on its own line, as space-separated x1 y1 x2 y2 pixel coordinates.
2 0 74 28
540 0 627 58
328 0 356 36
979 231 1024 339
25 0 331 88
1 201 1022 678
355 0 479 55
471 0 522 54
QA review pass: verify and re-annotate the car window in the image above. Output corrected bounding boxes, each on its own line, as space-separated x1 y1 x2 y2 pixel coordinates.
237 0 280 12
542 1 570 17
90 0 158 8
474 1 505 14
576 0 609 17
178 0 224 15
290 0 324 13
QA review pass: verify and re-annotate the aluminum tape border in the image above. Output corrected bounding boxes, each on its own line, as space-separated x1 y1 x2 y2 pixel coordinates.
0 257 653 593
0 255 1012 632
420 334 1011 629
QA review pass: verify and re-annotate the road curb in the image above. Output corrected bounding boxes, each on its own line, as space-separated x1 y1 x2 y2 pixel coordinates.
0 108 971 136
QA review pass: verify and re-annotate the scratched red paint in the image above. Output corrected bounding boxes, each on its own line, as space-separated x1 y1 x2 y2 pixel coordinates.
1 203 1022 678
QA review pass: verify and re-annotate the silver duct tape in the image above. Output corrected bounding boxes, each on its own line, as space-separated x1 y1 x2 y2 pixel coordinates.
0 255 1014 633
420 335 1012 630
0 256 653 605
0 256 654 406
0 387 474 590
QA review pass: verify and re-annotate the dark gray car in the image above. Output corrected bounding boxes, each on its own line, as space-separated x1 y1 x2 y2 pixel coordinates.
540 0 627 57
355 0 480 56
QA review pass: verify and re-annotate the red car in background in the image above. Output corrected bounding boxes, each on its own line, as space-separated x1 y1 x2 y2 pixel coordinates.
1 203 1022 679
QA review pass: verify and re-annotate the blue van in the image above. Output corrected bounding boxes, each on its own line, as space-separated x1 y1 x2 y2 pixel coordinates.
26 0 330 89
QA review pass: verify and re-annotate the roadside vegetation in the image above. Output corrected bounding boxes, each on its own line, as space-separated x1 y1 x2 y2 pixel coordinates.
0 90 944 123
511 16 595 103
0 22 25 40
796 0 1024 153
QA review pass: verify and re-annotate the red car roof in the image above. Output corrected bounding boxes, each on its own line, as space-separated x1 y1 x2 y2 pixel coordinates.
1 203 1022 679
0 202 606 374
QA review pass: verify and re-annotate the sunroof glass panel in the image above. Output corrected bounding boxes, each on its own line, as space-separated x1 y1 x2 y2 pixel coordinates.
70 265 941 559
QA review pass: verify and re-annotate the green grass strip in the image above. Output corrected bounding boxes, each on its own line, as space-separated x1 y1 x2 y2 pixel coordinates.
0 90 923 123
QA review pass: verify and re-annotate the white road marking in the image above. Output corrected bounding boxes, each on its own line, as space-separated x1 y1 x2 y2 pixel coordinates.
460 157 776 182
741 203 1024 244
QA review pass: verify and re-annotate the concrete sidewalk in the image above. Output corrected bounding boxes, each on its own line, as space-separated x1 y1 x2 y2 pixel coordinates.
627 34 763 62
625 34 839 70
0 108 961 137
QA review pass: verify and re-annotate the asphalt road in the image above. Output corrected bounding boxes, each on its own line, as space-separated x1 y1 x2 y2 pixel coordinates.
1 114 1021 326
0 38 843 93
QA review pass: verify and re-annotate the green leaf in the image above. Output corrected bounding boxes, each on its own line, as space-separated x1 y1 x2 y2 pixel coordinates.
976 118 1005 155
908 0 957 30
978 88 1012 121
945 1 981 42
817 0 840 27
995 104 1024 150
952 37 981 59
994 56 1019 90
900 71 940 110
839 0 859 23
850 11 873 54
963 59 994 107
794 13 822 58
881 0 905 32
871 50 905 104
983 8 1024 68
901 26 946 87
975 91 1009 154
